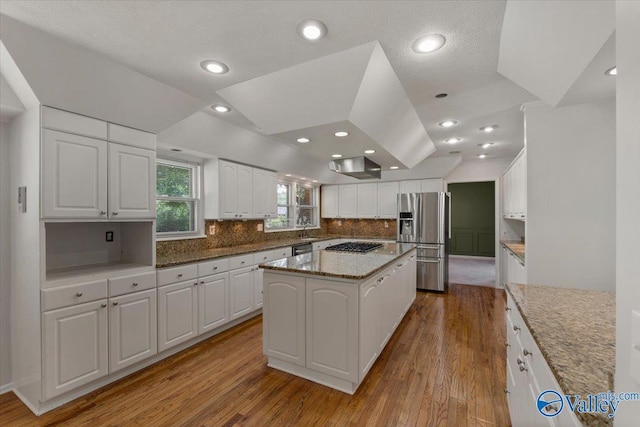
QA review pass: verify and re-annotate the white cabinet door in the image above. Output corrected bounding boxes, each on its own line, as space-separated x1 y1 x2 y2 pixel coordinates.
263 275 306 366
41 129 108 218
306 278 358 382
198 272 229 334
253 267 264 309
321 185 339 218
359 277 381 378
229 266 254 319
421 178 444 193
357 183 378 219
43 300 108 400
266 171 278 218
109 289 157 373
237 164 253 218
338 184 358 218
108 143 156 219
399 180 422 194
377 181 399 219
158 280 198 352
252 168 267 218
218 160 238 219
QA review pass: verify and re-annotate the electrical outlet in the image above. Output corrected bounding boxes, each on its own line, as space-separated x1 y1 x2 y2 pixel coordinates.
384 221 388 228
209 224 215 235
338 220 342 226
106 231 114 242
257 223 263 232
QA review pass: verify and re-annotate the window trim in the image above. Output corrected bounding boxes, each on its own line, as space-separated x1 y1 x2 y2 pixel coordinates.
264 181 320 233
155 156 205 240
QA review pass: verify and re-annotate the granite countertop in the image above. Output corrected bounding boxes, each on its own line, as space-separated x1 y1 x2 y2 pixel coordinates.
156 235 394 268
260 243 416 280
507 283 615 426
501 240 525 262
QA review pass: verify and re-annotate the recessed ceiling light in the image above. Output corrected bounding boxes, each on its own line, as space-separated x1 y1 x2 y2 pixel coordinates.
170 148 182 152
297 137 310 143
390 166 399 170
331 154 343 158
412 34 446 53
480 125 497 133
605 66 617 76
334 131 349 137
364 149 376 154
297 19 328 41
300 177 307 180
445 137 462 144
439 120 458 128
449 151 461 155
212 105 231 113
435 93 448 98
200 60 229 74
479 154 487 159
285 174 292 177
479 143 493 149
312 180 318 183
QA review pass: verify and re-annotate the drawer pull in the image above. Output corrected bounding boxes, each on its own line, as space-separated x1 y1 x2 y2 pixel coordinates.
519 365 528 372
213 266 218 270
75 292 83 297
523 349 532 356
200 281 205 284
177 274 183 278
517 357 524 365
100 211 106 215
241 261 245 264
505 343 510 348
112 302 118 306
112 211 119 216
101 303 107 308
513 325 520 332
194 282 198 286
263 256 268 260
132 282 138 287
505 306 511 311
504 389 510 394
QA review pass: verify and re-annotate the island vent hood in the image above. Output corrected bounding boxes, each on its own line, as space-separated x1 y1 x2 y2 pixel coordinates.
328 157 381 180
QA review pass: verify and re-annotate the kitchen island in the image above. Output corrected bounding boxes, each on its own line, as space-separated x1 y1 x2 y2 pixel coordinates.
260 242 417 394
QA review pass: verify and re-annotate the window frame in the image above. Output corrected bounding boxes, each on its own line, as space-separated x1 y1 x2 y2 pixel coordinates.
155 156 205 240
265 180 320 233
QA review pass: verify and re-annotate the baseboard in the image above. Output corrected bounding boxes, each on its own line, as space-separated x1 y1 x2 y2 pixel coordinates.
0 382 13 395
457 282 498 289
449 255 495 260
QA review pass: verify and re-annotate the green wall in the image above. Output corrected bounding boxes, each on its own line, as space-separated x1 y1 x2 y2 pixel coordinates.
448 181 495 257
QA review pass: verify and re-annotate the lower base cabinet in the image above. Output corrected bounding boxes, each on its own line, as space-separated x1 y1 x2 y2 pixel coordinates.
158 280 198 352
109 289 157 373
198 272 229 334
230 267 254 319
43 300 109 400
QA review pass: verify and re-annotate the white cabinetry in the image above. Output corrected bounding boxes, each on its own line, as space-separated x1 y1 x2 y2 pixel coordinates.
321 185 339 218
229 266 254 320
157 279 199 352
502 245 526 286
109 289 157 373
198 272 229 334
399 180 422 193
338 184 358 218
377 181 399 219
206 159 277 220
503 149 527 220
41 107 156 220
358 278 381 377
43 300 108 400
356 183 378 218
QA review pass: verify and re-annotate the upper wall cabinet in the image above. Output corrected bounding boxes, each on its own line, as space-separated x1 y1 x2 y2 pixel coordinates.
204 158 277 220
503 149 527 220
41 107 156 219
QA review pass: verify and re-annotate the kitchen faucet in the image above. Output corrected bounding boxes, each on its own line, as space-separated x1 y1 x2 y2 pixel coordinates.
300 223 310 238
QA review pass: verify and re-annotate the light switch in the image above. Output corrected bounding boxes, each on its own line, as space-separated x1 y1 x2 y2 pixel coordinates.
257 223 263 232
630 310 640 385
209 224 215 235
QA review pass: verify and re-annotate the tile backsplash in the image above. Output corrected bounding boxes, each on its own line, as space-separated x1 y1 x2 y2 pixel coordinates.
156 218 397 257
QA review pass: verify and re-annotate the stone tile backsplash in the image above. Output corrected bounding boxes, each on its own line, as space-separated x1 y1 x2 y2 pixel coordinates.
322 218 397 239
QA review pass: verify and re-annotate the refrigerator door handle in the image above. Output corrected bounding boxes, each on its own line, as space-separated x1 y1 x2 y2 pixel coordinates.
417 244 441 249
417 258 441 263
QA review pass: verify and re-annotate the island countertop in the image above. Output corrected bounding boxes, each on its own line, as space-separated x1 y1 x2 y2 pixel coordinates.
260 243 416 280
507 283 615 426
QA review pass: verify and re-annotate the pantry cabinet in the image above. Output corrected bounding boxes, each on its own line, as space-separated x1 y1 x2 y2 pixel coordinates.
43 300 109 400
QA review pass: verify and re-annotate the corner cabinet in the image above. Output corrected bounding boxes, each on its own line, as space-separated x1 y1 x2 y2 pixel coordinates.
204 158 278 220
503 149 526 220
41 107 156 220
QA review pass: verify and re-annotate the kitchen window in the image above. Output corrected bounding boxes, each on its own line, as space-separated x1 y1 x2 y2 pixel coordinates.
265 182 319 231
156 158 203 239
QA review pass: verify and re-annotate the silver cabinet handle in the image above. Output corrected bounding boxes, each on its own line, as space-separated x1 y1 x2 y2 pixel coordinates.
76 292 83 297
112 212 119 216
517 357 524 365
194 282 198 286
239 214 243 218
132 282 138 287
523 349 532 356
200 281 205 284
101 303 107 308
504 389 510 394
177 274 183 278
235 214 238 218
213 266 218 270
100 211 106 215
519 365 527 372
513 325 520 332
241 261 245 264
505 343 510 348
263 256 268 260
112 302 118 306
505 306 511 311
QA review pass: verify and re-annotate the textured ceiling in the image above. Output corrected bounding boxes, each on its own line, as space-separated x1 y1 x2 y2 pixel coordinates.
0 0 607 162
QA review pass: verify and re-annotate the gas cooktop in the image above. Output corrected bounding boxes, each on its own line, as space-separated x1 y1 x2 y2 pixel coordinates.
324 242 383 253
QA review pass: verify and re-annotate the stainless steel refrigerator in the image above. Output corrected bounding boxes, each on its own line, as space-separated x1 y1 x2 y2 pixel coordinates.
397 192 449 292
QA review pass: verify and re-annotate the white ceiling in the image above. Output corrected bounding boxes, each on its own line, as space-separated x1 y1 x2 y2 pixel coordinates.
0 0 615 162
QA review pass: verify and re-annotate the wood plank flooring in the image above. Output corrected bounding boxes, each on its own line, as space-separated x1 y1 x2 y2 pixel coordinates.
0 284 510 426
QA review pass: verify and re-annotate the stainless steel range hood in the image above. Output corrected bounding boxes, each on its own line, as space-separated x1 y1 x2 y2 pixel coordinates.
328 156 382 180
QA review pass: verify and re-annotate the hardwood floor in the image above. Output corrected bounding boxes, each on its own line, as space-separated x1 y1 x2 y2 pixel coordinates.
0 284 510 426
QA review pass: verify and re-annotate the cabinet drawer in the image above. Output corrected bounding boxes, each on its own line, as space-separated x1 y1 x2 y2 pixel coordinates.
109 271 156 297
228 254 254 270
157 264 198 287
42 280 108 311
42 106 107 139
253 250 273 265
108 123 156 150
272 247 292 260
198 258 230 276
